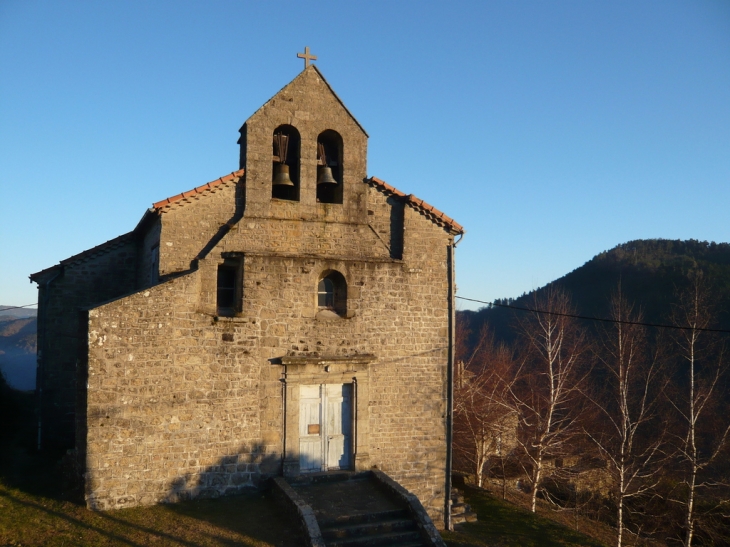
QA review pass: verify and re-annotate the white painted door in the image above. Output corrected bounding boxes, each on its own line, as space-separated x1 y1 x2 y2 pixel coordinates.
299 385 323 472
325 383 352 470
299 384 353 472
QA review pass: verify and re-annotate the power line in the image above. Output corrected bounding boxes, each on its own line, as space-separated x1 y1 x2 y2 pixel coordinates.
456 296 730 334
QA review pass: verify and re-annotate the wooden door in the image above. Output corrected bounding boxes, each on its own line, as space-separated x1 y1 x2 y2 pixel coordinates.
299 385 323 472
298 384 353 473
325 383 352 470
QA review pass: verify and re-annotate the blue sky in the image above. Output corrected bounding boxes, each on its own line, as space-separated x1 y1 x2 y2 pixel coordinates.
1 0 729 311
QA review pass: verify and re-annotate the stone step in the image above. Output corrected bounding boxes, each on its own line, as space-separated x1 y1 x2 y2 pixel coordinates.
325 529 423 547
451 492 465 504
451 511 478 524
321 517 416 540
451 501 471 514
290 471 370 486
319 508 411 528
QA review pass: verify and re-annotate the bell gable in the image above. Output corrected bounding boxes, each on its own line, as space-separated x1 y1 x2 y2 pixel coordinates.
238 66 369 222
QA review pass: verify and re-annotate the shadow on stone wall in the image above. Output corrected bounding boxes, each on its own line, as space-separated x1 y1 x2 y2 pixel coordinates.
164 442 280 503
0 438 302 545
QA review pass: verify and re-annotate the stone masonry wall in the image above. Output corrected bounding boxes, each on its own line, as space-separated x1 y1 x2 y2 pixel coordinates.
85 272 268 509
37 236 139 450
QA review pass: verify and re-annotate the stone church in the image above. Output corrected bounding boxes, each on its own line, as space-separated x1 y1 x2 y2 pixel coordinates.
30 62 463 526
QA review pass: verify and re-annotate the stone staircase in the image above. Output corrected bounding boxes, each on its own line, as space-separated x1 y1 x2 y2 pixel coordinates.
449 488 477 525
319 507 424 547
273 470 445 547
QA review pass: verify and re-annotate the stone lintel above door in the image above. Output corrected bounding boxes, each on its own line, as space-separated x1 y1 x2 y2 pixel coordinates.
280 354 376 366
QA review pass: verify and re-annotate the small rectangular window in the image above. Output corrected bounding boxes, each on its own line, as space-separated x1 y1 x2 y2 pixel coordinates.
217 265 238 316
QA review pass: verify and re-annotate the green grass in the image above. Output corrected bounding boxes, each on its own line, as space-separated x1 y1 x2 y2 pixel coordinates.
0 477 301 547
442 487 608 547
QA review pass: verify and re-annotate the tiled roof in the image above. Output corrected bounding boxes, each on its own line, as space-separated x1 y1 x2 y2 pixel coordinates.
152 169 244 211
30 232 135 282
366 177 464 235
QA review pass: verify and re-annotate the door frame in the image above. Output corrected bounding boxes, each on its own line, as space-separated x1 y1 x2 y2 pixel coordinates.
280 354 374 477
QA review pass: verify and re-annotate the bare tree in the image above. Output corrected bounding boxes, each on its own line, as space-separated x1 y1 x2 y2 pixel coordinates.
586 288 666 547
670 272 730 547
453 327 517 490
511 287 587 513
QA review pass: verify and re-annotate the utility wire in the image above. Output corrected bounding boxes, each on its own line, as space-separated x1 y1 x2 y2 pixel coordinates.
5 298 729 333
0 303 38 311
456 296 730 334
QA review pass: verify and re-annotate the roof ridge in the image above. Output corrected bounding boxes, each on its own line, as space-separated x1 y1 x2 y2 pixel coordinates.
152 169 244 211
30 232 135 281
366 177 464 235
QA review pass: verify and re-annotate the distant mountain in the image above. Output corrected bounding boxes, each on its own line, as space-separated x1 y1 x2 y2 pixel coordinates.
0 312 37 391
459 239 730 348
0 306 37 319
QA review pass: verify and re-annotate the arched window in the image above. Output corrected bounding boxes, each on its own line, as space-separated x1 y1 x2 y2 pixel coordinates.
272 124 300 201
316 130 343 204
317 270 347 316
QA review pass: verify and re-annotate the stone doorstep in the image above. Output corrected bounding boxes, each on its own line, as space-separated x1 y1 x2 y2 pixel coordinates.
325 529 423 547
324 520 418 541
288 470 371 486
318 508 410 528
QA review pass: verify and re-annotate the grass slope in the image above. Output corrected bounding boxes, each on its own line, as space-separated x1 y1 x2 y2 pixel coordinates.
443 486 608 547
0 480 301 546
1 478 609 547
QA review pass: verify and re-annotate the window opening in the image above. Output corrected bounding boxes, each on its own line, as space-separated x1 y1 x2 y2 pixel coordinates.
317 270 347 316
318 278 335 308
217 264 239 316
272 125 300 201
316 130 343 204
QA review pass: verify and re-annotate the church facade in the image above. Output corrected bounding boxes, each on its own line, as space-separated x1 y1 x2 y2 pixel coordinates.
31 65 463 525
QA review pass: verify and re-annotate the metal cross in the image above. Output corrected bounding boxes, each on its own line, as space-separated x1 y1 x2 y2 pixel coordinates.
297 46 317 68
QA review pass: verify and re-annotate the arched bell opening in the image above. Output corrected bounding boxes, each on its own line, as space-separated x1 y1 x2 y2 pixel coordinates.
316 130 343 204
272 124 301 201
317 270 347 316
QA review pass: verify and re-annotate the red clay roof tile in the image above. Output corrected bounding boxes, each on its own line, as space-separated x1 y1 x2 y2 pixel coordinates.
152 169 244 211
367 177 464 235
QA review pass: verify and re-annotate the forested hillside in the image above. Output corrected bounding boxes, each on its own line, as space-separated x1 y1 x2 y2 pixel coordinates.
459 239 730 348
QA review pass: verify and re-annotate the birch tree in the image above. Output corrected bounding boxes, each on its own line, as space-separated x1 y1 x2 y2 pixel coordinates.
453 328 517 490
670 273 730 547
586 290 666 547
512 288 587 513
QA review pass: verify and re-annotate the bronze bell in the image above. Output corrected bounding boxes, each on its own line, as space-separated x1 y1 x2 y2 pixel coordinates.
272 163 294 186
317 166 337 186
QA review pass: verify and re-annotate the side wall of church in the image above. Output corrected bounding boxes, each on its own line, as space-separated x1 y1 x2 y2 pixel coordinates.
83 183 454 525
36 238 139 450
